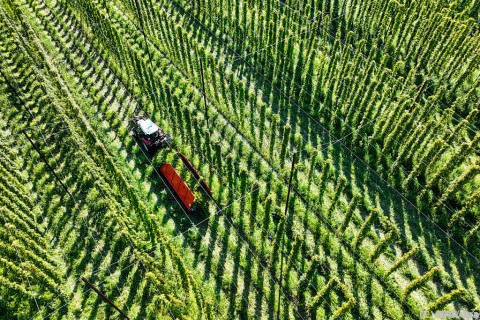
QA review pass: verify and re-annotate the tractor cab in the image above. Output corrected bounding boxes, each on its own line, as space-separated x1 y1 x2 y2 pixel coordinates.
130 115 173 152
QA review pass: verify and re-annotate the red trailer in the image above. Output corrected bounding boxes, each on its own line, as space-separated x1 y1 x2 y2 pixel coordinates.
160 164 195 211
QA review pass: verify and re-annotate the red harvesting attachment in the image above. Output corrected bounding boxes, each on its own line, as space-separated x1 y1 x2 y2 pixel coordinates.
178 152 212 198
160 164 195 211
178 153 200 178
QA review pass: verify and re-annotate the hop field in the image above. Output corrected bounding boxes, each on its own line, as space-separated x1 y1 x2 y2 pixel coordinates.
0 0 479 319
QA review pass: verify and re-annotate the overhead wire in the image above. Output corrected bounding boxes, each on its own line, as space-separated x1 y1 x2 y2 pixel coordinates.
1 1 346 318
0 8 138 319
41 0 261 317
4 0 480 318
195 0 480 244
166 0 480 316
0 207 42 314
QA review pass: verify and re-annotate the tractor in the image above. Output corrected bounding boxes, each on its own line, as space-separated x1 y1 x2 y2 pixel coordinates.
130 115 173 153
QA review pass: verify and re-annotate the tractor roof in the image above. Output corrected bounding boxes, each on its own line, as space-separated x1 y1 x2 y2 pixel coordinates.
138 119 159 135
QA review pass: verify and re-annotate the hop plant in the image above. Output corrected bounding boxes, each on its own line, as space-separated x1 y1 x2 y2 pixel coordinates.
328 176 347 216
369 228 398 263
426 288 468 313
317 159 333 203
308 276 339 312
385 246 420 277
338 193 362 234
307 149 319 189
297 255 321 298
269 114 280 158
261 194 274 242
403 266 442 297
353 207 380 248
270 213 286 265
284 234 303 279
279 124 291 167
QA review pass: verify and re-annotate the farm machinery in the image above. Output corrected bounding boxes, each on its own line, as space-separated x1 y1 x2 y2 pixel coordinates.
130 115 173 153
158 153 212 212
129 115 211 212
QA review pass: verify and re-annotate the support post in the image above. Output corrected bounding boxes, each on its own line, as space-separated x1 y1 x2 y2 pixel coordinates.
411 78 429 110
3 69 69 198
22 130 73 199
277 151 297 319
0 68 26 105
199 58 209 126
317 15 322 37
81 277 130 319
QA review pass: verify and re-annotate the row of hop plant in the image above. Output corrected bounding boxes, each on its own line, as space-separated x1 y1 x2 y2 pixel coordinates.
58 0 478 316
0 5 176 318
18 0 178 275
307 276 357 319
134 17 479 312
53 5 282 318
170 0 480 243
200 0 480 205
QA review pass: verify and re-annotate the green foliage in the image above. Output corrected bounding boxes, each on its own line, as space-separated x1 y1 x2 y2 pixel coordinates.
403 266 442 297
270 213 286 264
284 234 303 278
297 255 321 297
317 159 332 203
369 228 398 263
332 281 356 319
261 194 274 242
426 288 469 312
465 220 480 245
338 193 362 234
269 114 280 157
449 188 480 229
328 175 347 215
278 124 291 167
353 207 380 248
307 149 319 189
433 163 480 216
309 276 339 312
386 246 420 277
259 100 267 144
